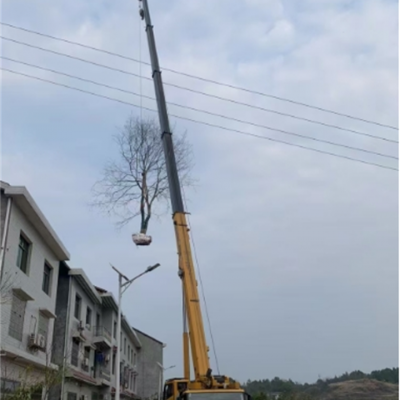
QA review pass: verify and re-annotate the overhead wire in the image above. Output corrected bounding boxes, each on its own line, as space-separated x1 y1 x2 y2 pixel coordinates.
1 35 397 145
1 21 397 131
1 67 398 172
1 56 397 160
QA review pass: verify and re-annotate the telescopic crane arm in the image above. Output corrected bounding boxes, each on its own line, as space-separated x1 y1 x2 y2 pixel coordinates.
139 0 247 398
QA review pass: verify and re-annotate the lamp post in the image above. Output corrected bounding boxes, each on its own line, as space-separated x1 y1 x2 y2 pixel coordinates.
112 263 161 400
157 363 176 400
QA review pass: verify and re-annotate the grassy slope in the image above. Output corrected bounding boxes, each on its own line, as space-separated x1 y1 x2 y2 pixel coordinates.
320 379 399 400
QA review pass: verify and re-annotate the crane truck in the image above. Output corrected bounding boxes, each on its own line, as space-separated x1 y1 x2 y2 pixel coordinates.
138 2 252 400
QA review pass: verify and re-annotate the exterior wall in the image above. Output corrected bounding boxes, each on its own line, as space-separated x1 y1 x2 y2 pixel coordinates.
1 202 60 365
1 357 44 389
51 267 71 364
134 331 163 400
0 190 9 245
55 276 107 400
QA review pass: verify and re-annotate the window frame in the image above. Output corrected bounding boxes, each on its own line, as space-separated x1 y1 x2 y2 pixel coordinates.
9 293 26 341
16 233 31 274
42 262 52 295
74 294 82 320
86 307 92 328
71 338 80 366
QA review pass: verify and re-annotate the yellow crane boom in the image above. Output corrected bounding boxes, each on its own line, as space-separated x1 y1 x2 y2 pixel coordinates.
139 1 251 399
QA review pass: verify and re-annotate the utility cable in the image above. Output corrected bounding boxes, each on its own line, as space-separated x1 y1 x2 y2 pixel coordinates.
2 67 397 172
182 188 221 375
0 36 396 145
2 56 397 160
1 21 397 131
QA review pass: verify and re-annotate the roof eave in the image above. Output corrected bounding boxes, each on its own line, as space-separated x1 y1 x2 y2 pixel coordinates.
3 185 70 260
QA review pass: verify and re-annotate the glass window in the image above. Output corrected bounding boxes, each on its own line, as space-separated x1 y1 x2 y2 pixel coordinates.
9 294 26 341
86 307 92 328
42 263 52 295
38 313 49 341
74 295 81 319
17 235 30 273
71 338 80 366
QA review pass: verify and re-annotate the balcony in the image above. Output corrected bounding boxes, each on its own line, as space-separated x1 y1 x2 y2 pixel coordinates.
97 365 111 386
93 326 112 349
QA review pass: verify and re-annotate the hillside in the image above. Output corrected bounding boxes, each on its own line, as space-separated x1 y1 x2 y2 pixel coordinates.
245 367 399 400
320 379 398 400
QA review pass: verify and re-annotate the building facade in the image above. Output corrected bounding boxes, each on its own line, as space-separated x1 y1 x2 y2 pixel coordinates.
0 181 70 396
134 330 163 400
0 182 163 400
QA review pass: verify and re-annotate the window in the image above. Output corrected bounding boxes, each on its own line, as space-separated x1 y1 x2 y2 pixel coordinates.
38 313 49 342
133 352 137 366
113 321 117 338
86 307 92 328
124 338 127 354
74 294 81 320
133 374 137 393
16 234 30 273
67 393 77 400
92 393 99 400
1 378 21 394
96 313 100 329
120 333 122 352
71 338 80 366
128 345 130 361
131 349 133 365
42 263 52 295
112 353 116 375
9 294 26 341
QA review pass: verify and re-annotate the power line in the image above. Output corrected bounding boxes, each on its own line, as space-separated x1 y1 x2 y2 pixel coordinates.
2 56 397 160
0 22 398 131
1 35 397 145
2 67 398 172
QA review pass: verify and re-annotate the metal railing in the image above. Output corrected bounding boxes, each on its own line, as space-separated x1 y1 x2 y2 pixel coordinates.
93 326 112 342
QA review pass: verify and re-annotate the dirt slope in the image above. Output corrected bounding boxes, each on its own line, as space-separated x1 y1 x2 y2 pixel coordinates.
322 379 398 400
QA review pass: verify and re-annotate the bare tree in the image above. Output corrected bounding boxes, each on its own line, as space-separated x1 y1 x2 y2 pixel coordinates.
91 115 194 235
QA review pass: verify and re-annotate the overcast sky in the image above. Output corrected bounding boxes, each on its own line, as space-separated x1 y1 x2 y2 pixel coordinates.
1 0 398 384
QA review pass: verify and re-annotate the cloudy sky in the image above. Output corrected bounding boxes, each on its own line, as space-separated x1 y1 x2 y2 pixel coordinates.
1 0 398 384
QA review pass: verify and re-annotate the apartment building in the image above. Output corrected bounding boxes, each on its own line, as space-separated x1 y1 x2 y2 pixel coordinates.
0 181 163 400
94 286 143 400
0 181 70 394
134 330 163 400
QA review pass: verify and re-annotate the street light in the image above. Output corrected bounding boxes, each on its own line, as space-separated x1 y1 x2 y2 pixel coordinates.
112 263 161 400
157 363 176 400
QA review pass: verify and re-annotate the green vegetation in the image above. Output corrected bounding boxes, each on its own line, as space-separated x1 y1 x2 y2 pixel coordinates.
244 367 399 399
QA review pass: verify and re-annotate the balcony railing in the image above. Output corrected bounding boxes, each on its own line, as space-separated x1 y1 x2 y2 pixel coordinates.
99 366 111 382
93 326 112 343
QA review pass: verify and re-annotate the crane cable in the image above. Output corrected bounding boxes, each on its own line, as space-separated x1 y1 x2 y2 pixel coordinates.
182 188 221 375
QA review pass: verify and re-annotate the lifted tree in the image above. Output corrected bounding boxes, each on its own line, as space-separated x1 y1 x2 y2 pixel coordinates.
92 115 194 245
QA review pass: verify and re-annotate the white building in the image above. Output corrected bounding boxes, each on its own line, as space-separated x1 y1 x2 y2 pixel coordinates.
0 181 162 400
0 181 70 396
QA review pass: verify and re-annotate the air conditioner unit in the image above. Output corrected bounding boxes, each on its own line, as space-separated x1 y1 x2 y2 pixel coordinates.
78 320 85 331
82 357 89 367
28 333 46 350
